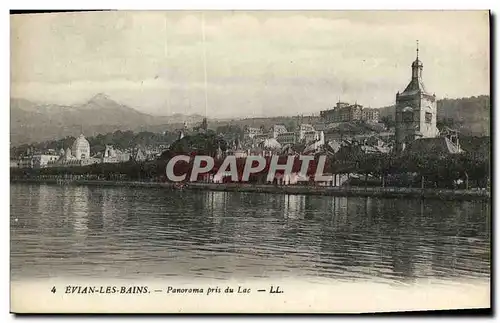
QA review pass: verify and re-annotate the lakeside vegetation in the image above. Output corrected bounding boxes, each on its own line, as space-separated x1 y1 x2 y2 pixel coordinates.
11 150 490 190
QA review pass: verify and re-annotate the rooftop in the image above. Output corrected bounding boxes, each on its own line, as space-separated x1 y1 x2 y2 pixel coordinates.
404 137 462 156
400 78 429 96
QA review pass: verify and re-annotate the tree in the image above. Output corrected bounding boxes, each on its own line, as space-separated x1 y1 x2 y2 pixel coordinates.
160 133 228 160
215 124 244 141
380 116 396 129
286 120 298 132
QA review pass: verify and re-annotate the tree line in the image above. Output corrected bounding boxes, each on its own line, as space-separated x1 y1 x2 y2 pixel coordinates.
11 151 490 190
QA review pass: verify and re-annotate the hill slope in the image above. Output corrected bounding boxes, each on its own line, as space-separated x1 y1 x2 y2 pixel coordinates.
10 94 206 145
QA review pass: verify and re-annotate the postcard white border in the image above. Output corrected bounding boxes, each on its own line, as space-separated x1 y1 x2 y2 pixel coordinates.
2 1 498 322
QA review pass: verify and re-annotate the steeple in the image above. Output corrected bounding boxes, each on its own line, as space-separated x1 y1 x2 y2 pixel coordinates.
401 40 427 95
411 40 423 79
416 39 419 60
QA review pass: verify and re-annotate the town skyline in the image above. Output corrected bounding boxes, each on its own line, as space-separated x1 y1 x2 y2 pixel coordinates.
10 90 490 119
11 11 489 118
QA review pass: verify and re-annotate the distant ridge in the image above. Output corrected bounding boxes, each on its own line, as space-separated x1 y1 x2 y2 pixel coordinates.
10 94 206 145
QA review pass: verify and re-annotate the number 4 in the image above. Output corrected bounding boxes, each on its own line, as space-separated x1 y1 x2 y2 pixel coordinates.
51 286 56 294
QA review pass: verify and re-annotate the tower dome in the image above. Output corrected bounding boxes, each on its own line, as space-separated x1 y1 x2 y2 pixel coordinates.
411 58 423 68
410 40 424 80
72 134 91 160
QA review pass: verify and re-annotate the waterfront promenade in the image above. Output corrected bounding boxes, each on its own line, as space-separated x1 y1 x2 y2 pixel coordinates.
10 178 490 201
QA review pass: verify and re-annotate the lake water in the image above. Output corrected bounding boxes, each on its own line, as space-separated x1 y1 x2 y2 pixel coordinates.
10 183 491 285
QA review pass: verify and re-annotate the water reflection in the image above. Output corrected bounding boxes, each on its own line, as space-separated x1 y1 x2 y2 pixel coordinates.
283 194 305 220
10 183 490 284
71 186 89 236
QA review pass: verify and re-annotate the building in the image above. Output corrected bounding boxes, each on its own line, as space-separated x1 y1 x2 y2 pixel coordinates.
72 134 91 160
102 145 131 164
296 123 316 141
313 122 329 132
276 132 297 146
252 133 270 144
323 121 379 142
303 131 325 154
302 131 319 144
46 134 99 167
270 124 288 139
227 149 248 158
403 137 462 158
47 157 99 168
10 159 19 168
395 44 439 153
320 102 363 123
131 146 148 162
361 108 380 123
17 135 94 169
225 137 247 158
18 157 33 169
259 138 282 150
246 138 282 157
33 154 60 168
173 121 190 140
439 127 461 150
243 126 263 140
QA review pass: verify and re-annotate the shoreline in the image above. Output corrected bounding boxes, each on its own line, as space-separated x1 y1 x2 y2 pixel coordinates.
10 178 490 201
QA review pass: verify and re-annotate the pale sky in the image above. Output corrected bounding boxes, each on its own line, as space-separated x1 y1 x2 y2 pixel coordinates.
11 11 490 118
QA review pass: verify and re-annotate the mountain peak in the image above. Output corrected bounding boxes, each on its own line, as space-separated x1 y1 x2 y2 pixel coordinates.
84 93 126 111
88 93 112 103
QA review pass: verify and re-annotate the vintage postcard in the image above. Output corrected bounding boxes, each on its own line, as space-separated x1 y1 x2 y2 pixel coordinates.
10 10 491 314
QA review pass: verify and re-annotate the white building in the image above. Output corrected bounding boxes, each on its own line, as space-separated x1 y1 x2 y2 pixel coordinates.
227 149 248 158
260 138 282 150
10 159 19 168
102 145 131 164
361 108 380 123
303 130 320 144
270 124 288 139
18 135 94 169
276 132 297 146
252 133 270 146
296 123 316 141
249 138 282 157
46 134 99 167
303 131 325 154
243 126 263 140
72 134 91 160
33 154 60 168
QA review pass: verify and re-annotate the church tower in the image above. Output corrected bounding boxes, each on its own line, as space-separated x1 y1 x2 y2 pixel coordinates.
395 41 439 154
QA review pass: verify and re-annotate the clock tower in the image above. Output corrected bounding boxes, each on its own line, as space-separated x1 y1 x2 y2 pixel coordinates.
395 42 439 154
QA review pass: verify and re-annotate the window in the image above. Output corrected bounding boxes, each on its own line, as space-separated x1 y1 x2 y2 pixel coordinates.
425 112 432 123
